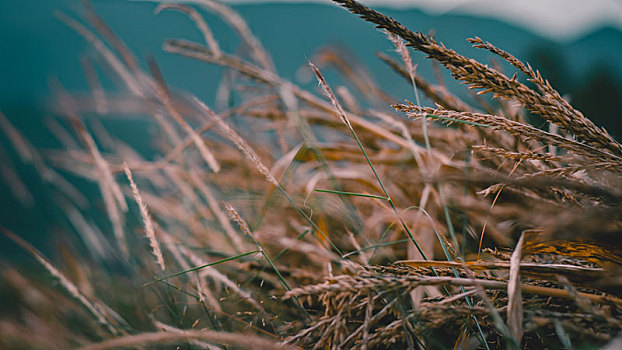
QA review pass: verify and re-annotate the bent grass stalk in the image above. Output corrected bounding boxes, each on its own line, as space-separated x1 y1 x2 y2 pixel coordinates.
2 227 121 336
192 96 344 257
309 62 429 260
309 62 488 347
310 61 494 347
225 203 312 320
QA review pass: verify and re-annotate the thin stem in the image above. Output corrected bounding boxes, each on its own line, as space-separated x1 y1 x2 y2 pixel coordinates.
143 250 260 287
315 188 388 200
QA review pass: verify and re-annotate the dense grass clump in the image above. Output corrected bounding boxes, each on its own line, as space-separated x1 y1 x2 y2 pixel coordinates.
1 0 621 349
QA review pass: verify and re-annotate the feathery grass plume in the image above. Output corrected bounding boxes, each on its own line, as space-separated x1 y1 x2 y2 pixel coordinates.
1 228 120 335
80 56 108 115
473 145 563 163
123 163 165 271
0 110 89 205
77 329 295 350
71 119 127 212
59 7 185 148
224 203 251 237
188 171 245 251
192 96 278 185
310 61 435 264
191 0 275 71
62 201 110 260
145 0 275 71
311 46 392 105
155 3 221 59
224 203 292 291
309 62 353 129
0 144 34 207
82 0 140 74
333 0 622 156
46 117 81 150
385 32 415 87
147 57 221 173
155 227 223 312
385 31 431 150
376 51 472 112
0 110 35 163
55 12 142 96
71 118 128 256
396 104 622 167
286 266 622 306
385 30 466 257
468 36 620 148
164 39 415 150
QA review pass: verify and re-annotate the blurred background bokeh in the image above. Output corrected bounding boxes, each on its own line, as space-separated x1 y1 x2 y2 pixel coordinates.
1 0 622 258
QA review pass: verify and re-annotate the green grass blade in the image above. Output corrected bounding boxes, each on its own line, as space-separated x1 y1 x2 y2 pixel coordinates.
369 222 396 262
272 229 310 262
143 250 260 287
276 185 344 257
315 188 388 200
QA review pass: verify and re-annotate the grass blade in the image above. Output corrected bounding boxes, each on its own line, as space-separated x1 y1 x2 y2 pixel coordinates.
143 250 260 287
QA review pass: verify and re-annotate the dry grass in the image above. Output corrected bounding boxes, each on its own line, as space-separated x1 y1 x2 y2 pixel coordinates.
1 0 621 349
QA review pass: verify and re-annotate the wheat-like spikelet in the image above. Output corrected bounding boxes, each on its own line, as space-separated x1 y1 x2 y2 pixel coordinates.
333 0 622 155
123 163 165 271
396 104 622 166
192 96 279 186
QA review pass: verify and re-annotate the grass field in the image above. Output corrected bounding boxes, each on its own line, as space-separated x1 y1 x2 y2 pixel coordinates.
1 0 621 349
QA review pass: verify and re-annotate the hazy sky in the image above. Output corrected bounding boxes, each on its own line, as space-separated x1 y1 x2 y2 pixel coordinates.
221 0 622 41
